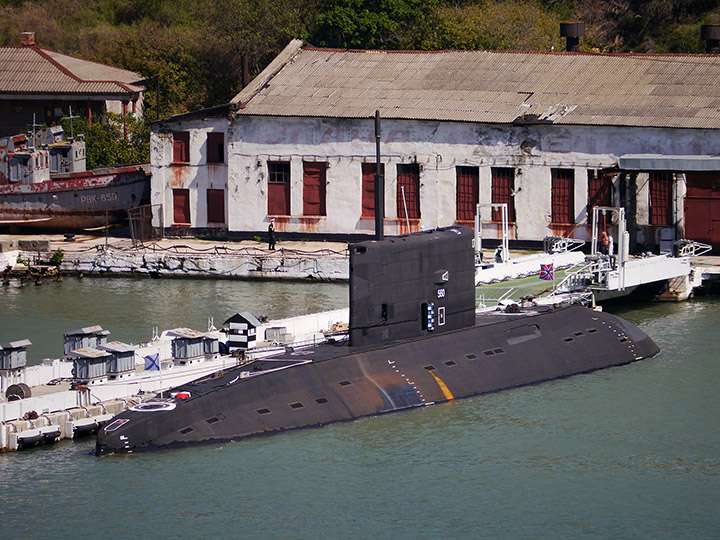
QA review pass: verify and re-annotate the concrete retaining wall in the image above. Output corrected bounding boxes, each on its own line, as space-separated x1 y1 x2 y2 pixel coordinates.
58 246 349 281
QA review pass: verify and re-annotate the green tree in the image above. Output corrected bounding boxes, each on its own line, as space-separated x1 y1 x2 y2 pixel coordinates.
314 0 441 50
429 1 564 51
61 113 149 169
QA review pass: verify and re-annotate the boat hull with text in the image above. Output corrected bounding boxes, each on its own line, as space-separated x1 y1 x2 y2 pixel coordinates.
0 166 150 230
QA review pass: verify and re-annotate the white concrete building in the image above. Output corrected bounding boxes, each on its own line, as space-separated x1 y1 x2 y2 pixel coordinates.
151 39 720 252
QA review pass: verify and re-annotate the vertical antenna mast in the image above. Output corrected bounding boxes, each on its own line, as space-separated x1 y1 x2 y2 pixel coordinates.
374 110 384 240
65 105 80 140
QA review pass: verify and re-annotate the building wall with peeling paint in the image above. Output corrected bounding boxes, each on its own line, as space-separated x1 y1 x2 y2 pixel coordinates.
151 118 229 230
152 114 720 247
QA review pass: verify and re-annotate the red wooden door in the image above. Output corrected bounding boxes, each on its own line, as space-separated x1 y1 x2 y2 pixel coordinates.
684 172 720 251
303 162 326 216
268 162 291 215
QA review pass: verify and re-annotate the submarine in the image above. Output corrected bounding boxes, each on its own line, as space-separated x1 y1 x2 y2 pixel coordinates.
95 224 660 455
96 112 659 455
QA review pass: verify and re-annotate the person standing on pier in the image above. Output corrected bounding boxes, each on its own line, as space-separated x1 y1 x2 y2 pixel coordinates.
268 219 276 250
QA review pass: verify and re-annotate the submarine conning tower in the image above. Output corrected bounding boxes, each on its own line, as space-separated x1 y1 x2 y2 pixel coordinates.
349 226 476 347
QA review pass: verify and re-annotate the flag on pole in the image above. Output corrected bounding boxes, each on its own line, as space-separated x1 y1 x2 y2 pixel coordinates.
144 353 160 371
539 263 554 281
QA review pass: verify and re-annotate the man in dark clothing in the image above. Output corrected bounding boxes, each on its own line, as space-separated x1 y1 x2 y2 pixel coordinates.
268 219 276 250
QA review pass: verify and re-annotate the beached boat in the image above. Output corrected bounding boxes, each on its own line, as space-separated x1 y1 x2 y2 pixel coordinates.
0 126 149 229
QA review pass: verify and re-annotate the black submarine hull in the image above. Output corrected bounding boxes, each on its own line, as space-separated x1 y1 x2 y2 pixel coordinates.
96 303 659 455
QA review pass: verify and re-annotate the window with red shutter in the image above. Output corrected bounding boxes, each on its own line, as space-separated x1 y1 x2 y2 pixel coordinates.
172 132 190 163
361 163 384 218
587 170 613 221
172 189 191 224
491 168 516 222
207 189 225 223
207 133 224 164
456 166 479 221
397 164 420 219
650 172 673 225
551 169 575 224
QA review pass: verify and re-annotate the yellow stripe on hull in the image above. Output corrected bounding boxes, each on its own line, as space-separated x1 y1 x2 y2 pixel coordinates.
429 371 455 401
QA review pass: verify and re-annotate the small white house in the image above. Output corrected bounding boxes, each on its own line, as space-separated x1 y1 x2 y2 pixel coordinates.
151 39 720 252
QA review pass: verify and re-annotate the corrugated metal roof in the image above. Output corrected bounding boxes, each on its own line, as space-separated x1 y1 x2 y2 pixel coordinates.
0 46 143 97
233 41 720 130
0 339 31 349
98 341 136 353
64 325 109 336
67 347 112 359
167 328 207 340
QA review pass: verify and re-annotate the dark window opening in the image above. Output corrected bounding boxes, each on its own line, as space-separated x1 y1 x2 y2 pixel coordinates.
290 402 304 409
256 408 271 415
456 166 479 221
268 161 291 215
491 168 516 222
303 162 327 216
339 380 352 387
173 132 190 163
315 397 329 404
397 163 420 219
207 132 224 164
551 168 575 224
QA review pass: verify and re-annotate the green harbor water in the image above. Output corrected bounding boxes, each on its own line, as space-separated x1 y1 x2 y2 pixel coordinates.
0 277 718 539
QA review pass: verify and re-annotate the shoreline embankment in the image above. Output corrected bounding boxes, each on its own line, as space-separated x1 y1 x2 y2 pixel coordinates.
0 234 350 281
